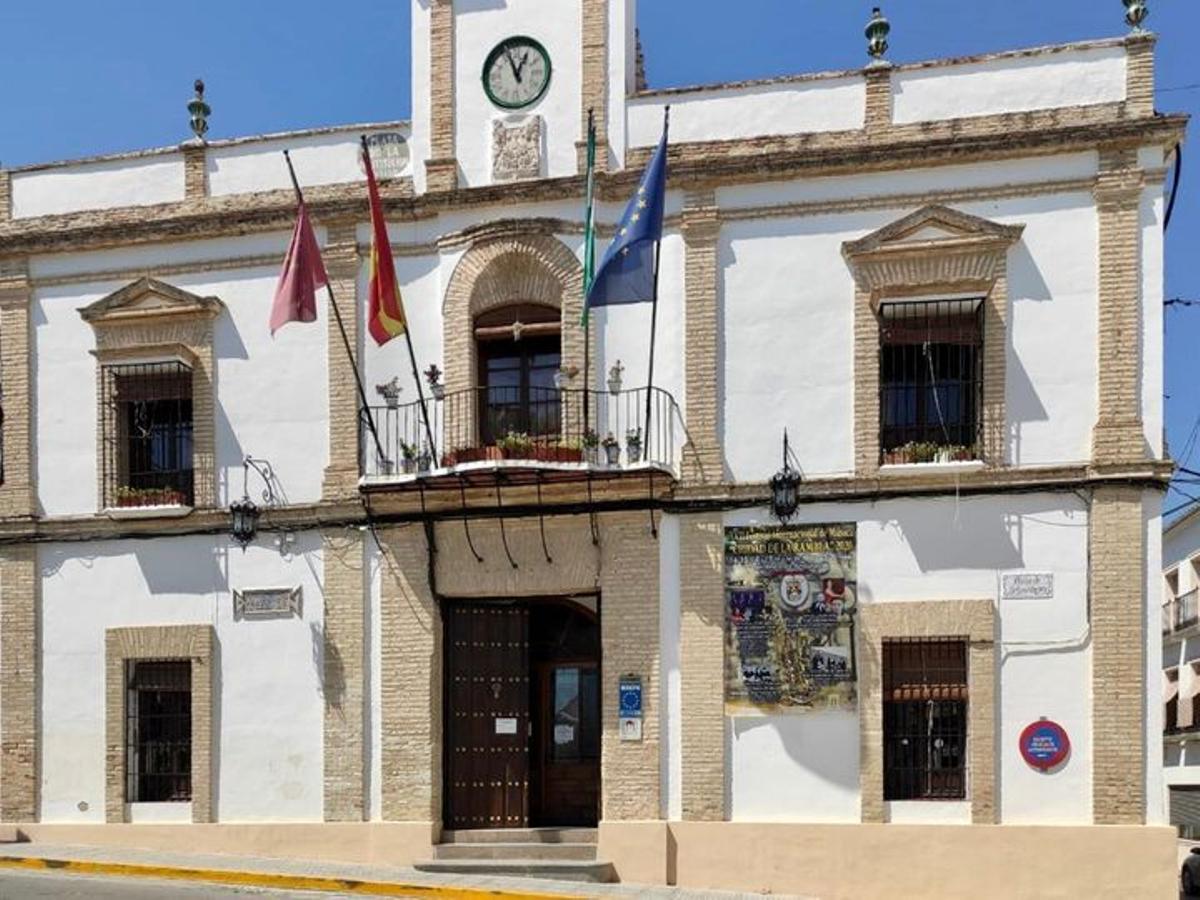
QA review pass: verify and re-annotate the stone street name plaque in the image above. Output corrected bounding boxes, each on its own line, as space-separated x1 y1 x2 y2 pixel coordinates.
1001 573 1054 601
234 586 302 620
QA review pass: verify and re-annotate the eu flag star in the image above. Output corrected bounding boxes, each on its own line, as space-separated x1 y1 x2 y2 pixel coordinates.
638 199 648 209
631 212 640 222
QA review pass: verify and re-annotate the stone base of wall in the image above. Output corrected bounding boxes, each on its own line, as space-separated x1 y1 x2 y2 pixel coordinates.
11 822 438 867
10 821 1176 897
659 823 1177 899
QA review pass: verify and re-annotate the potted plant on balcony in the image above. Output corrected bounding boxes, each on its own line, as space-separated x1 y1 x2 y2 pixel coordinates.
115 486 187 508
399 441 418 475
375 376 402 410
582 429 600 466
417 444 433 472
498 431 535 460
625 427 643 464
542 438 584 464
602 432 621 467
424 364 444 401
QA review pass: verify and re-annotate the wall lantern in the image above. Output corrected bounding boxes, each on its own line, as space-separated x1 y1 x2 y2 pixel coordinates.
769 430 803 523
230 456 278 551
865 7 890 62
1124 0 1149 32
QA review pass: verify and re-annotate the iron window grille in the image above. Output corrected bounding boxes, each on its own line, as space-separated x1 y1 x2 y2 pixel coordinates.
879 299 983 463
125 660 192 803
100 361 194 508
882 637 968 801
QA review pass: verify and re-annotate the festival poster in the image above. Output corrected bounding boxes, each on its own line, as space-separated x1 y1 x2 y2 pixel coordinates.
725 524 858 715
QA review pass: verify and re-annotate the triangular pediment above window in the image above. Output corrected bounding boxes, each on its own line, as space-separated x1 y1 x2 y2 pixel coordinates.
843 205 1024 258
79 278 225 325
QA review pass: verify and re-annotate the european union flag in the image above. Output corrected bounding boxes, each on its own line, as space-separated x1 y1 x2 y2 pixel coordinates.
585 117 669 309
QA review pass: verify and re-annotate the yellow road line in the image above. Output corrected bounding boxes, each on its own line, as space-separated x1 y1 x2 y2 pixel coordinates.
0 854 592 900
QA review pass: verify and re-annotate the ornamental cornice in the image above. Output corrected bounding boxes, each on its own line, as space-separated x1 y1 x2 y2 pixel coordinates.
0 113 1183 258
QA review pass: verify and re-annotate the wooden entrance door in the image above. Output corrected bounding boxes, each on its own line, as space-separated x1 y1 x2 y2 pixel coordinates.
444 603 530 829
533 662 600 826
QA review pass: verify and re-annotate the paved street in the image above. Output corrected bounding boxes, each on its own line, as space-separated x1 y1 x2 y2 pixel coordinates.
0 870 368 899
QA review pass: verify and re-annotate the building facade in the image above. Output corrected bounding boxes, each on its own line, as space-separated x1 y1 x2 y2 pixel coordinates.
1163 508 1200 839
0 2 1184 897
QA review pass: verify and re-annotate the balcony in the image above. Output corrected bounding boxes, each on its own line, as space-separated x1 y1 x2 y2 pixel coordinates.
1164 590 1200 635
359 386 686 511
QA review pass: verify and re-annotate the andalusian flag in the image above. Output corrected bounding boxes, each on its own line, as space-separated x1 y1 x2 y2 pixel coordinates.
580 111 597 327
364 145 407 345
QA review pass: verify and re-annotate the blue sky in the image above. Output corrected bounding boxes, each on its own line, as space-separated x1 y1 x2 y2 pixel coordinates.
1 1 1197 509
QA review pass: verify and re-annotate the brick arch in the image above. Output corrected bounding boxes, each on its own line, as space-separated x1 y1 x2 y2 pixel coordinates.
442 232 589 399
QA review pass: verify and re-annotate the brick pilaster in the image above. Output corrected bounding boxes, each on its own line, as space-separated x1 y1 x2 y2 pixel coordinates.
678 512 725 820
323 529 366 821
0 259 35 518
427 0 458 192
1092 149 1146 466
0 544 37 822
1090 486 1146 824
681 191 722 485
323 222 362 500
864 64 893 138
578 0 610 174
378 524 441 822
0 170 11 221
599 511 661 820
1125 33 1156 119
182 143 208 200
853 288 881 474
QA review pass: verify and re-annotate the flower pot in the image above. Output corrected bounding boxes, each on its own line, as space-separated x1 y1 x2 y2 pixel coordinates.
430 384 445 401
401 458 417 475
603 444 621 466
417 453 433 472
584 447 600 466
626 441 642 464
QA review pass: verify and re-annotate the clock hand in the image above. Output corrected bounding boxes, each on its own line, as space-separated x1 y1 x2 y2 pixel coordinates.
515 50 530 79
505 48 523 83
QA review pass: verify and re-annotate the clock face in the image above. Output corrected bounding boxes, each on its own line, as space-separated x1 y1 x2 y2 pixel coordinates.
483 37 552 110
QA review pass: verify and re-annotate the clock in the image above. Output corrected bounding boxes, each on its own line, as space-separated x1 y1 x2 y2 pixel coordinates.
483 36 552 110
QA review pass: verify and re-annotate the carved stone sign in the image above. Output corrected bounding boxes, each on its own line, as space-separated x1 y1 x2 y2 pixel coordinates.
360 132 410 179
492 116 543 182
1001 573 1054 601
233 587 302 620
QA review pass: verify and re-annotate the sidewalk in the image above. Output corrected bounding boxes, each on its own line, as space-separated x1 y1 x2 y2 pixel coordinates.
0 841 809 900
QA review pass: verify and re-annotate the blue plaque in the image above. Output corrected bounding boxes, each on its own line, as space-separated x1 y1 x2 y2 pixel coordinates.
619 676 642 719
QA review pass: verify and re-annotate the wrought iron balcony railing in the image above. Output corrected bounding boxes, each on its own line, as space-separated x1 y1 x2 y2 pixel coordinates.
1164 589 1200 634
360 385 685 481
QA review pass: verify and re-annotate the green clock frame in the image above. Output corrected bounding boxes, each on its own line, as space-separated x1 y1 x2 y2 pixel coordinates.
482 36 553 111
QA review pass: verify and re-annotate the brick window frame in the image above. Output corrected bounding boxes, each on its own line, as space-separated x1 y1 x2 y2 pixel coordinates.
843 205 1024 475
858 599 996 824
79 278 223 512
105 625 214 823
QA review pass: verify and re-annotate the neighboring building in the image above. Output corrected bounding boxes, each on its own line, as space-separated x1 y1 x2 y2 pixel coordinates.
0 3 1183 898
1163 507 1200 838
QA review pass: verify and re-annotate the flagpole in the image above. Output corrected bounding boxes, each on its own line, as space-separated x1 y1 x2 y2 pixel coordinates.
583 108 596 435
360 136 438 465
642 107 670 462
282 149 388 472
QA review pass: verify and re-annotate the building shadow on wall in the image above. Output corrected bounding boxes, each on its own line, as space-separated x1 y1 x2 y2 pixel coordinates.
730 714 860 792
881 502 1025 573
1006 241 1052 466
311 621 345 712
132 539 227 594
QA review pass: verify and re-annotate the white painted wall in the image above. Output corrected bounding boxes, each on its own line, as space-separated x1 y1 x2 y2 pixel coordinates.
33 243 330 516
453 0 583 186
39 533 326 823
707 494 1091 824
11 155 184 219
1142 179 1166 459
207 127 408 198
628 77 865 148
892 45 1127 125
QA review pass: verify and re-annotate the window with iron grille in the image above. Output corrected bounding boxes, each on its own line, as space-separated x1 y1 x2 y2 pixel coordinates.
880 299 982 463
126 660 192 803
882 638 968 801
101 361 194 508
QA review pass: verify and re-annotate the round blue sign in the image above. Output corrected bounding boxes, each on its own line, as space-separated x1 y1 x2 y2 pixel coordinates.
1019 720 1070 771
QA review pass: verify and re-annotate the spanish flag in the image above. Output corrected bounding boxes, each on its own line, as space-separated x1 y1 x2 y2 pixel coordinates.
364 144 407 345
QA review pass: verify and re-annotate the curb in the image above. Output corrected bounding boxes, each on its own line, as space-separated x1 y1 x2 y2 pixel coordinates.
0 854 586 899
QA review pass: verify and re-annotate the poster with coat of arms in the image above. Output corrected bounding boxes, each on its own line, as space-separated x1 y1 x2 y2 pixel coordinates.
725 524 857 714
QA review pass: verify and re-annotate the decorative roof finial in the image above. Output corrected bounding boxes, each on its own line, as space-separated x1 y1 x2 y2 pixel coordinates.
1123 0 1149 33
866 7 891 64
188 79 211 142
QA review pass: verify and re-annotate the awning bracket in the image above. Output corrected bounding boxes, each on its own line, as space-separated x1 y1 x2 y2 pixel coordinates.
458 475 484 563
535 472 552 564
495 475 518 570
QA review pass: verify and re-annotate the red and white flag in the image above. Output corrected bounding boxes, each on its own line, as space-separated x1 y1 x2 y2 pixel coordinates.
270 201 328 336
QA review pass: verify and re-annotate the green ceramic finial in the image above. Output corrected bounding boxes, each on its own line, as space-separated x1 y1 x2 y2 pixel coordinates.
866 7 890 62
1124 0 1149 33
188 79 211 141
